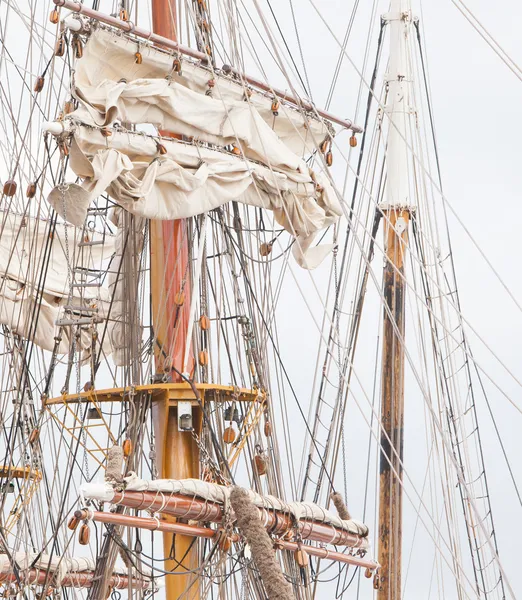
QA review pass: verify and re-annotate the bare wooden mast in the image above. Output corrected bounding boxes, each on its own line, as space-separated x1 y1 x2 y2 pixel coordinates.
377 208 408 599
377 2 414 598
150 2 200 599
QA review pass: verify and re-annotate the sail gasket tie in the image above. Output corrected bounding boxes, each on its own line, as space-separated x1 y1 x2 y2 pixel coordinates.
157 490 167 513
328 522 337 545
150 514 161 531
115 488 125 506
148 485 162 511
80 506 94 521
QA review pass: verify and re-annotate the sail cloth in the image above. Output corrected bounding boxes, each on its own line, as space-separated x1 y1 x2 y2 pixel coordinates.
73 74 306 172
0 552 97 575
55 27 342 269
0 277 83 353
51 123 341 269
82 475 369 541
106 209 146 366
0 211 112 298
0 211 114 352
73 28 330 158
0 552 156 588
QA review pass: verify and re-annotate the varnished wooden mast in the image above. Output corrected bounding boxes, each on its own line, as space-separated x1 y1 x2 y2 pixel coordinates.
377 2 413 598
150 2 200 599
377 209 408 599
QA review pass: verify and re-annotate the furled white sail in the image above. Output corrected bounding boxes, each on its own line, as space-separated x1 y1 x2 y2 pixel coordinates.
50 123 341 268
0 551 155 587
82 474 369 540
0 211 114 353
74 28 330 158
0 552 96 576
0 211 112 298
73 74 306 172
106 208 146 366
49 26 342 269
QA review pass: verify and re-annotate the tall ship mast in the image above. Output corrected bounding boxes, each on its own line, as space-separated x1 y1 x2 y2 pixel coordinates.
0 0 518 599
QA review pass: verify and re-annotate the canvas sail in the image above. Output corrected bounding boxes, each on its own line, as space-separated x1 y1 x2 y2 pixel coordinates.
0 211 114 353
49 122 341 268
72 28 331 157
46 25 342 269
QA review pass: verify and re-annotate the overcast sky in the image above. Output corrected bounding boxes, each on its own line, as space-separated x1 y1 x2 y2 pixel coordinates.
257 1 522 598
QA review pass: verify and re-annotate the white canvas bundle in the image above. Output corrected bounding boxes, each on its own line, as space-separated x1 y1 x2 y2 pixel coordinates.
106 208 146 366
82 475 369 541
0 211 114 353
0 211 113 298
73 76 307 172
0 552 96 575
75 28 329 158
52 123 341 269
0 277 72 353
0 552 154 586
56 27 342 269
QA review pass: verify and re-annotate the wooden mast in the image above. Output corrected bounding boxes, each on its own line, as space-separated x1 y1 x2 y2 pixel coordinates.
150 2 200 599
377 208 408 599
377 2 413 598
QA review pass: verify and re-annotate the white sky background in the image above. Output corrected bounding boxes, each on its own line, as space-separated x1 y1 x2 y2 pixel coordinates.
2 0 522 598
251 0 522 598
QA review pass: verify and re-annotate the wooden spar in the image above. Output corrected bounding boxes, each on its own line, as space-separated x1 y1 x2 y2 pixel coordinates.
0 570 152 590
76 509 229 540
0 465 41 480
82 491 369 549
377 3 414 597
44 382 260 405
149 2 200 599
377 209 409 599
52 0 362 133
77 510 379 571
275 539 377 571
